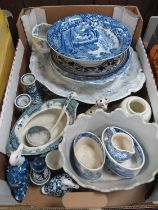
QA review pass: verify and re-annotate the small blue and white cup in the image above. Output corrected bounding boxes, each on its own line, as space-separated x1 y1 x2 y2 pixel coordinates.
102 127 135 162
21 73 42 104
14 93 32 112
73 132 105 181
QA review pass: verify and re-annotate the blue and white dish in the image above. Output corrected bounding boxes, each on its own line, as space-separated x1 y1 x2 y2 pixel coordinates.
41 173 79 196
51 48 131 81
102 127 135 162
73 132 105 181
7 98 79 156
30 157 51 186
102 126 145 178
29 48 146 104
47 14 132 66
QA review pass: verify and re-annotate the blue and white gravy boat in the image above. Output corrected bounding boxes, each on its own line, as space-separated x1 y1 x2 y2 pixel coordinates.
102 127 135 162
102 127 145 178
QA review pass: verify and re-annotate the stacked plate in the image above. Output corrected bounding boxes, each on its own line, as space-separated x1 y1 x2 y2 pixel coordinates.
47 13 132 82
30 14 145 104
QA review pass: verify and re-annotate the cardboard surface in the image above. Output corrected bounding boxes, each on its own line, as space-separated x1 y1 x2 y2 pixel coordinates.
0 4 156 208
17 5 143 48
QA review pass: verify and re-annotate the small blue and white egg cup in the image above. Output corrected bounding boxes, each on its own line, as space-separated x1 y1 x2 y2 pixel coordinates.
21 73 42 104
14 93 32 113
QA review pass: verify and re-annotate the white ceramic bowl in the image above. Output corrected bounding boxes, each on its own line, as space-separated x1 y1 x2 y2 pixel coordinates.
45 149 63 170
59 109 158 192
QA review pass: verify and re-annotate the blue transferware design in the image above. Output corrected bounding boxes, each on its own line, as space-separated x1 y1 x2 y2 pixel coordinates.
47 14 132 62
51 48 131 81
6 98 79 156
73 132 105 181
21 73 42 104
30 157 51 186
103 127 145 178
6 144 30 201
104 127 135 162
41 173 79 196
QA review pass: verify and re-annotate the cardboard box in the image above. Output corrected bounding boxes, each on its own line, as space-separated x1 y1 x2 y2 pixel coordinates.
1 5 158 208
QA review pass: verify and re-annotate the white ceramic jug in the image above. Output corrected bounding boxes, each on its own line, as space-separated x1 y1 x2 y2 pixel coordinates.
120 96 152 122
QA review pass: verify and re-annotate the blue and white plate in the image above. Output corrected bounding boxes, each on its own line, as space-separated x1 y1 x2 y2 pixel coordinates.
51 48 131 81
29 48 145 104
47 14 132 65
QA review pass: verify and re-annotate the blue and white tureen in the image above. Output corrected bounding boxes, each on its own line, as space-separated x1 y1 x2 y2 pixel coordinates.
47 14 132 66
6 98 79 156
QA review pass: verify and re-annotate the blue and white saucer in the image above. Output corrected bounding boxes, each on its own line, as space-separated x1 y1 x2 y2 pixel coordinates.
51 48 131 81
47 14 132 65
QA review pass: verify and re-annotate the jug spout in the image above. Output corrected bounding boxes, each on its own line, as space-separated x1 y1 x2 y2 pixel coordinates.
32 23 51 53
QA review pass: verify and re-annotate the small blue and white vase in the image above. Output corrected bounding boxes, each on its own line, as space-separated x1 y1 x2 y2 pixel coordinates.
21 73 42 104
41 173 79 196
6 144 30 201
30 157 51 186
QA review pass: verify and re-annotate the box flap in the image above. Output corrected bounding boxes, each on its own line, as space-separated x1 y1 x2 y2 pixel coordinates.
0 40 24 154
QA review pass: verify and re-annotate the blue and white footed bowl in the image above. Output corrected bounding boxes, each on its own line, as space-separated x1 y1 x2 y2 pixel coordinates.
51 47 131 81
47 14 132 66
73 132 105 181
102 127 135 162
103 127 145 178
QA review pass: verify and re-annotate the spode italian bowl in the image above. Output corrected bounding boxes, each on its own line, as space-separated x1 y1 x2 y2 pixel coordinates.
47 14 132 67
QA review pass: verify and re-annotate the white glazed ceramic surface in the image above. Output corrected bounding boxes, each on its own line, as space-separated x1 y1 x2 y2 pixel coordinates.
106 132 135 162
45 150 63 170
59 109 158 192
120 96 152 122
29 49 145 104
111 133 135 154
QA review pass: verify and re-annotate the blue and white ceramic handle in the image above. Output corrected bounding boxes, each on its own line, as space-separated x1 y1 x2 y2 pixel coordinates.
102 127 116 143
